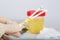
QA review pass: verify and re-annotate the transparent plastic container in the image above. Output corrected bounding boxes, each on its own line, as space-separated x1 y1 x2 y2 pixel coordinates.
26 10 46 34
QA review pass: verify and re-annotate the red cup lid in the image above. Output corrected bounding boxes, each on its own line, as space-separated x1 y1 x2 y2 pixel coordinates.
27 10 46 17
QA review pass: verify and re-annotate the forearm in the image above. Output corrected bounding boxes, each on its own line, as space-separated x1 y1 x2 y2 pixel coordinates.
0 16 15 24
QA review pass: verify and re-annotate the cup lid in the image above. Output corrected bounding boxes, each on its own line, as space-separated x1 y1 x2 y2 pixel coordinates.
27 10 46 17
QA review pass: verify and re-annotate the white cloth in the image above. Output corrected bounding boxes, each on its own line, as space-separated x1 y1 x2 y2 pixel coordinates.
37 27 60 39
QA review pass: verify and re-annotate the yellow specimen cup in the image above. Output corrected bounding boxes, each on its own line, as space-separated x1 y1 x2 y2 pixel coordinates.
27 10 46 34
23 10 46 34
27 17 44 34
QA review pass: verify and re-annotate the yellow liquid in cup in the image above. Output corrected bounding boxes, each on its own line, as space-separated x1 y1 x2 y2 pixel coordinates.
26 17 44 34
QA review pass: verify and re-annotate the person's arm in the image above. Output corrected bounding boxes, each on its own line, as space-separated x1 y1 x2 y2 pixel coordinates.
0 17 28 40
0 16 13 24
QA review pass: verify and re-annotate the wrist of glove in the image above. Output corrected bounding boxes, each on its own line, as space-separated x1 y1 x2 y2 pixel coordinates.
0 23 21 38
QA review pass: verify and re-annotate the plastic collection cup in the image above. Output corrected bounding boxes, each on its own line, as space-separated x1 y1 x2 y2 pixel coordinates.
27 10 46 34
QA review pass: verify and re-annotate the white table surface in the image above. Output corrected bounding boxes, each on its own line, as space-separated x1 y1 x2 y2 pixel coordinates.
9 27 60 40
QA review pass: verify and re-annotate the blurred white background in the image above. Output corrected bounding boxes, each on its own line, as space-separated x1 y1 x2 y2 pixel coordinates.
0 0 60 32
